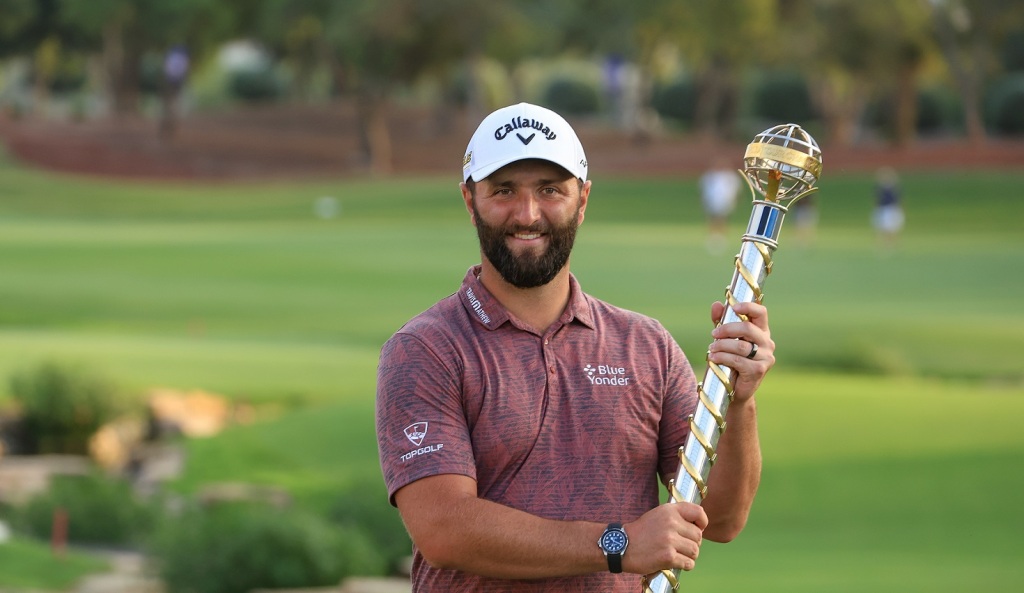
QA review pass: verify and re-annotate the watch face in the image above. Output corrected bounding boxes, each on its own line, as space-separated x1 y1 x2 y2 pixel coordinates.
601 529 627 554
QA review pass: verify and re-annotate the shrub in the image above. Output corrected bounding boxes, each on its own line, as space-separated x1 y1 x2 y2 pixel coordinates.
1001 30 1024 72
9 361 125 455
139 53 164 95
984 74 1024 136
329 483 410 574
542 78 600 116
866 87 962 137
47 56 88 95
154 503 386 593
751 71 816 124
16 474 157 546
916 86 961 135
228 67 285 103
28 51 87 95
651 78 697 124
862 96 892 136
444 65 471 107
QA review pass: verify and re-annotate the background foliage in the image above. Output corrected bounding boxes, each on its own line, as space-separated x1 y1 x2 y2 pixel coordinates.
15 473 157 546
8 361 126 454
152 502 387 593
2 0 1024 171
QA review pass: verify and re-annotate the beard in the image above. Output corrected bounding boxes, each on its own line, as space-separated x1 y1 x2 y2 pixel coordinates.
473 200 581 289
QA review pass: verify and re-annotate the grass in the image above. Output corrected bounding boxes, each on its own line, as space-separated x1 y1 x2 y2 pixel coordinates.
677 370 1024 592
0 149 1022 591
165 399 384 512
0 538 110 590
1 168 1021 393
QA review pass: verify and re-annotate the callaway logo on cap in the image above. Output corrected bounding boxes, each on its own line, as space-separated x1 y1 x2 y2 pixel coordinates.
462 103 588 183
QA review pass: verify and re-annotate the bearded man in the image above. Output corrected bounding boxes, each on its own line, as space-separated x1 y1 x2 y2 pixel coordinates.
376 103 773 592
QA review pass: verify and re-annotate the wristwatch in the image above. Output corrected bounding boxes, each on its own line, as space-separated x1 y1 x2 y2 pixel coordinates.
597 522 628 573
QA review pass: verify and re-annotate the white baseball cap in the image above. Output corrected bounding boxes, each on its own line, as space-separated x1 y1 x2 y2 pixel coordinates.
462 103 588 182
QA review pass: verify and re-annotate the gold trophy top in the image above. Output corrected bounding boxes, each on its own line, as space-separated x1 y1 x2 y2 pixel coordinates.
742 123 822 205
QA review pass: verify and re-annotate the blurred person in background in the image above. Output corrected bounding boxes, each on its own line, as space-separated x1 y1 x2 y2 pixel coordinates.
377 103 772 592
872 166 905 251
699 158 742 254
791 194 819 248
160 45 190 139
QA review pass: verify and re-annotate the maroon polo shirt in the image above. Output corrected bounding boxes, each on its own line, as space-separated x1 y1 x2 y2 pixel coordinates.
376 265 698 592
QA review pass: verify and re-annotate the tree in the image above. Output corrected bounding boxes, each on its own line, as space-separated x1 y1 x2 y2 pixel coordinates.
769 1 934 146
243 0 464 173
316 0 533 174
643 0 781 139
0 0 89 117
243 0 333 102
516 0 663 139
59 0 235 120
0 0 38 53
928 0 1024 143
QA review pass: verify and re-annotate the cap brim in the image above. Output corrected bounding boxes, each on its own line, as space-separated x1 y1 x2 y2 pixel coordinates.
467 156 582 183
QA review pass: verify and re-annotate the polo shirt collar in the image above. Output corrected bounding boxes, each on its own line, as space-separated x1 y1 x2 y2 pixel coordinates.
458 265 595 331
564 273 595 329
459 266 507 330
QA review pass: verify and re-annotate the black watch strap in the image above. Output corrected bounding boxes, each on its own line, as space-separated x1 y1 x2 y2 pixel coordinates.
606 522 624 574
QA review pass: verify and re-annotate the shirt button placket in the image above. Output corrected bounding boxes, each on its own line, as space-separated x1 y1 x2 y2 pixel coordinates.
543 337 556 375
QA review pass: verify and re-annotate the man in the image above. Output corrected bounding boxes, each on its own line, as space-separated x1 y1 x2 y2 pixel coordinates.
872 166 904 251
699 157 742 254
376 103 773 592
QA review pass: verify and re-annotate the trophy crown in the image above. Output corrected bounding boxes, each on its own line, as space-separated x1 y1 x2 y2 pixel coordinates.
743 124 822 204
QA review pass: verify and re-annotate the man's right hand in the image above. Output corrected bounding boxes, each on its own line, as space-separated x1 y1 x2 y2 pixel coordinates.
623 502 708 574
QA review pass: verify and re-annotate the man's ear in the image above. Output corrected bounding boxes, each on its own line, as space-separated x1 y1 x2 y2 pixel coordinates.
460 182 476 225
577 179 592 225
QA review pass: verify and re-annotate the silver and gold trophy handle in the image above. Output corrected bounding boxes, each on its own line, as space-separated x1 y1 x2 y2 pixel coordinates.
642 124 822 593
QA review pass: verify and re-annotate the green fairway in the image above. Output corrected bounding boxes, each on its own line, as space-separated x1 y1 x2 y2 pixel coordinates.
691 375 1024 593
2 165 1021 395
1 150 1022 591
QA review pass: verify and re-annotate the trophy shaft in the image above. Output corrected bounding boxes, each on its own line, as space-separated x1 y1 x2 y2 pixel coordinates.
642 124 820 593
671 234 779 504
644 215 780 593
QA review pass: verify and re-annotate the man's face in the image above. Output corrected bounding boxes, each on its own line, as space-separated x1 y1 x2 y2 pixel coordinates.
464 160 589 288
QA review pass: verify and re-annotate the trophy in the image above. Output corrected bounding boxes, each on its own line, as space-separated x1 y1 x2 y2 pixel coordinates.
642 124 822 593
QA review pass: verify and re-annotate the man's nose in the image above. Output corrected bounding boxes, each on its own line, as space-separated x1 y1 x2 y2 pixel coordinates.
512 193 542 225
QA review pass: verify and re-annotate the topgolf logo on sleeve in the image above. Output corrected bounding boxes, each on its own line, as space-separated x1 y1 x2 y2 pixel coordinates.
404 422 428 446
400 422 444 463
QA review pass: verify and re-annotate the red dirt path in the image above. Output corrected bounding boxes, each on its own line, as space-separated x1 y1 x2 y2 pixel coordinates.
1 103 1022 181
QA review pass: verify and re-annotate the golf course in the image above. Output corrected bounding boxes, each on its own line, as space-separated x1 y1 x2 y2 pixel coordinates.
0 148 1021 592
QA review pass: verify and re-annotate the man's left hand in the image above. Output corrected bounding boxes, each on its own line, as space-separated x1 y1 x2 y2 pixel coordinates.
707 301 775 403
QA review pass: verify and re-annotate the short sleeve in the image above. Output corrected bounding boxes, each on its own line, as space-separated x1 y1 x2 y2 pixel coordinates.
376 331 478 505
